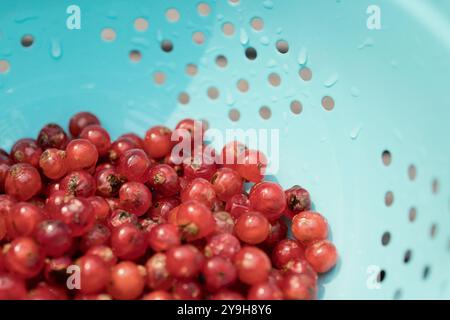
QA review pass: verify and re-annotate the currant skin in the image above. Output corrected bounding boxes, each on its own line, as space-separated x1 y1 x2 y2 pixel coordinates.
174 200 216 241
69 112 101 137
204 233 241 260
4 237 45 279
304 240 338 274
235 149 267 183
172 279 202 300
56 197 95 237
166 245 204 279
86 245 117 267
234 211 271 245
0 273 27 300
10 138 43 168
76 254 110 294
281 272 318 300
234 246 271 285
79 125 112 157
39 148 68 180
37 123 69 150
249 181 286 221
60 170 96 197
284 185 311 218
80 223 111 252
110 222 147 260
211 168 243 201
202 256 237 292
142 291 173 300
5 163 42 201
145 252 173 291
118 148 151 183
108 261 145 300
65 139 99 171
148 223 181 252
118 182 152 217
6 202 45 239
271 239 305 269
181 178 217 209
95 167 125 198
144 126 173 159
147 164 180 197
247 282 284 300
291 211 329 243
34 220 73 257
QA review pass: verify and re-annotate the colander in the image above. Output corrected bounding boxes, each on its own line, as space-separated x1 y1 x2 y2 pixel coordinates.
1 0 450 300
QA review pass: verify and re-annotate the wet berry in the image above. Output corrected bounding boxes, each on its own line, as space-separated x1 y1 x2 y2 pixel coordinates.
37 123 69 150
5 163 42 201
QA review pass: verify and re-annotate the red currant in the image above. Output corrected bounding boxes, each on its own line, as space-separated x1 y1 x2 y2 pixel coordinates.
69 112 100 137
234 246 271 285
174 200 215 241
235 149 267 183
272 239 305 269
284 258 318 280
119 133 144 149
264 219 288 247
34 220 73 257
118 148 151 183
291 211 328 243
142 291 172 300
0 273 27 300
225 193 250 219
37 123 69 150
107 261 145 300
80 223 111 252
95 167 125 198
211 168 243 201
88 196 111 221
145 252 173 290
76 254 110 294
147 164 180 197
4 237 45 278
39 148 67 180
203 256 237 291
10 138 43 168
183 154 217 181
212 211 235 234
148 197 180 223
166 244 204 278
284 185 311 218
148 223 180 252
5 163 42 201
249 182 286 221
43 256 72 285
110 222 146 260
118 182 152 217
65 139 98 171
304 240 338 273
7 202 45 238
204 233 241 260
86 245 117 267
56 197 95 236
210 289 245 300
108 137 139 163
172 279 203 300
247 282 283 300
218 140 247 170
234 211 270 245
281 272 317 300
108 209 138 228
60 170 96 197
79 125 111 157
144 126 173 159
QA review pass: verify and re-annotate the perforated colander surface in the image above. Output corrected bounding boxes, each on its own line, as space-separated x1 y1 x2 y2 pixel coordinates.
1 0 450 299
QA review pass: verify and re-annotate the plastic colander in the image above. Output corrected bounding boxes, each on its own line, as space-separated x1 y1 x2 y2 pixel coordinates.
1 0 450 299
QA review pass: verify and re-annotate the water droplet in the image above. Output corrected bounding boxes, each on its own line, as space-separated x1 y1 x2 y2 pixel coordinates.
263 0 274 9
358 37 374 50
240 29 249 45
324 74 339 88
276 27 283 34
156 30 163 42
131 37 150 48
50 39 62 59
260 36 270 45
216 14 224 21
350 86 360 97
1 49 12 57
350 124 363 140
297 47 308 65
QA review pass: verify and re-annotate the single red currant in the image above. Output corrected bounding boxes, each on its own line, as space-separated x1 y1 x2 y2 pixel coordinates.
110 222 146 260
5 163 42 201
118 148 151 183
142 291 172 300
56 197 95 236
211 168 243 201
144 126 173 159
119 133 144 149
234 246 271 285
108 209 138 228
34 220 73 257
88 196 110 221
172 279 202 300
148 197 180 223
203 256 237 291
272 239 305 269
95 167 125 198
80 223 111 252
249 182 286 221
107 261 145 300
183 154 217 181
204 233 241 260
235 149 267 183
76 254 110 294
181 178 217 209
175 200 216 241
79 125 112 157
148 223 180 252
108 137 139 163
69 112 100 137
284 185 311 218
65 139 98 171
212 211 235 234
283 258 318 280
147 164 180 197
145 252 173 290
210 289 245 300
4 237 45 278
304 240 338 273
37 123 69 150
166 245 204 278
43 256 72 285
264 219 288 247
10 138 43 168
60 170 96 197
218 140 247 170
234 212 270 245
6 202 45 238
118 182 152 216
39 148 68 180
291 211 329 243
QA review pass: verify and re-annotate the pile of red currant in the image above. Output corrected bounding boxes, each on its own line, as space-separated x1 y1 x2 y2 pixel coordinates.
0 112 338 300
